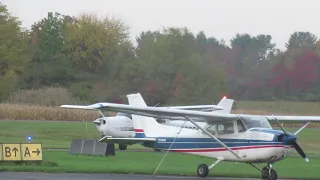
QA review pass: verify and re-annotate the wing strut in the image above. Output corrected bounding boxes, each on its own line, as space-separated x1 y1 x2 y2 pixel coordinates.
152 120 187 176
184 116 241 159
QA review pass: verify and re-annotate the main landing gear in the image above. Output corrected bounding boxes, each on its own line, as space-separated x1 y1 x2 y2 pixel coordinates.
197 158 223 177
250 163 278 180
118 144 127 150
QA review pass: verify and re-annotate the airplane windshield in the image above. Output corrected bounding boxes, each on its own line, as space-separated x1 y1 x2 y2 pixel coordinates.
241 115 272 129
116 112 132 119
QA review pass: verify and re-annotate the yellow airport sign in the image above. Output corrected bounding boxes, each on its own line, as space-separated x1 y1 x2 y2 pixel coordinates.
0 143 43 161
21 144 42 161
0 144 2 161
2 144 21 161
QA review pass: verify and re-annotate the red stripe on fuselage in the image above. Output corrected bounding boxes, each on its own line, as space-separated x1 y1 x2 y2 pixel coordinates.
134 129 144 132
170 145 289 153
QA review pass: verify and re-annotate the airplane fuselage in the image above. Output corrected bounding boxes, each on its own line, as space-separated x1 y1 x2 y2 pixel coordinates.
138 127 294 163
94 117 205 138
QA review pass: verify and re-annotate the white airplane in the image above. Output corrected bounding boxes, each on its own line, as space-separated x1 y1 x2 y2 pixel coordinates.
92 96 234 150
60 93 320 180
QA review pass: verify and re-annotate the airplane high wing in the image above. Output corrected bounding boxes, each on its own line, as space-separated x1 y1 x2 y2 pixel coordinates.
60 102 320 123
60 103 224 112
61 102 236 121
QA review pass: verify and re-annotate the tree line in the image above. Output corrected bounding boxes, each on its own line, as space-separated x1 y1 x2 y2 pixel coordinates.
1 2 320 106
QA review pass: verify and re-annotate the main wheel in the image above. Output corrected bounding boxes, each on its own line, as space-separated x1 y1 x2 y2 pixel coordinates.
197 163 209 177
118 144 127 150
268 169 278 180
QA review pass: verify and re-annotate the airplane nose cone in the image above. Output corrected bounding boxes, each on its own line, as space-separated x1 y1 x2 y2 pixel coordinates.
93 119 101 126
280 134 297 145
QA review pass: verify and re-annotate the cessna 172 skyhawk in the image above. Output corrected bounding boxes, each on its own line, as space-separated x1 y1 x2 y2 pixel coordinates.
60 93 320 180
92 96 234 150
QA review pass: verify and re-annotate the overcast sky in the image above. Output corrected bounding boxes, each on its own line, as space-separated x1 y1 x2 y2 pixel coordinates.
2 0 318 50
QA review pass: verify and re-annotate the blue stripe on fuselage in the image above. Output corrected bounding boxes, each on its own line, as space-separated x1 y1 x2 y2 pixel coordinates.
135 132 146 138
141 128 288 149
142 137 282 149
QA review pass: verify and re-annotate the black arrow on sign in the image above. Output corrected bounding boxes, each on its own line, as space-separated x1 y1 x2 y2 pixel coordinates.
32 148 40 155
12 147 19 157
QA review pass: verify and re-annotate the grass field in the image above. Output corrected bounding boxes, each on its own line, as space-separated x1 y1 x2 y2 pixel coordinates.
0 120 319 154
1 150 320 179
0 120 144 150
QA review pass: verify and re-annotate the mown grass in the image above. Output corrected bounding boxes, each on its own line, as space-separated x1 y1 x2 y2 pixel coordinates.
0 120 143 150
1 150 320 179
0 120 319 154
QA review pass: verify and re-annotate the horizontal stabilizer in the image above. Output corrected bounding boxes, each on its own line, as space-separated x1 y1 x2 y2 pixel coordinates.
60 105 99 110
98 137 157 144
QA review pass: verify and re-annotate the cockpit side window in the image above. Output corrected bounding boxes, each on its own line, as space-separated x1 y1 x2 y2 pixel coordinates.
204 124 216 135
216 122 234 135
237 120 246 133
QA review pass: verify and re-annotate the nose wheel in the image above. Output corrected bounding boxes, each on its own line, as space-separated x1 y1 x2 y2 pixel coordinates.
249 163 278 180
262 165 278 180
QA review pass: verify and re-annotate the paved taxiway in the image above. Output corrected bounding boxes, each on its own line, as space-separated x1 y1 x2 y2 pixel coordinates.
0 172 302 180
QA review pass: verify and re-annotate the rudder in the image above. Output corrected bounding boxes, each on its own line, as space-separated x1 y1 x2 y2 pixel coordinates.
127 93 161 137
214 97 234 114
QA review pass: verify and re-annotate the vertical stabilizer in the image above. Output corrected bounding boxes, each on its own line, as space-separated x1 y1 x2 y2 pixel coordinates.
214 96 234 114
127 93 161 137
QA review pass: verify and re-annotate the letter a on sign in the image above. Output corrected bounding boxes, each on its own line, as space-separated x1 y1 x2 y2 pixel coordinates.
21 144 43 161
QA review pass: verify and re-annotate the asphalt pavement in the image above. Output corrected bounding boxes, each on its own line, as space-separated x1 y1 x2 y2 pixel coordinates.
0 172 302 180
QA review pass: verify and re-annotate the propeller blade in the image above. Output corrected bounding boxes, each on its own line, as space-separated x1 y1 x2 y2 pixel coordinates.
294 122 311 135
273 115 289 136
292 141 309 162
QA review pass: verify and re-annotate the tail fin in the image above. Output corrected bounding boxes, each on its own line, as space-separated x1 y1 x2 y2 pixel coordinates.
214 96 234 114
127 93 161 138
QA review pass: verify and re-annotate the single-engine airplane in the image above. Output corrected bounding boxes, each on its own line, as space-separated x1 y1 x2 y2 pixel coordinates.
92 96 234 150
60 93 320 180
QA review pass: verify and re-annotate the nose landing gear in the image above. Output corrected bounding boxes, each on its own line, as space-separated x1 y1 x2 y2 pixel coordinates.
261 164 278 180
249 163 278 180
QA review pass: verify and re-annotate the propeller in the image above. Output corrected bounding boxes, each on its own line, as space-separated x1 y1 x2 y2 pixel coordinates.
292 141 309 162
272 115 310 162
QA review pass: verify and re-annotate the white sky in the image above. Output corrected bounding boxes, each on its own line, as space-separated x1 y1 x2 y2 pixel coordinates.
2 0 319 50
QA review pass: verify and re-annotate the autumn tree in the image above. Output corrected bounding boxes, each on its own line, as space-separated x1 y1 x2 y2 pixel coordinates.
64 13 129 73
0 3 32 100
133 28 227 105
